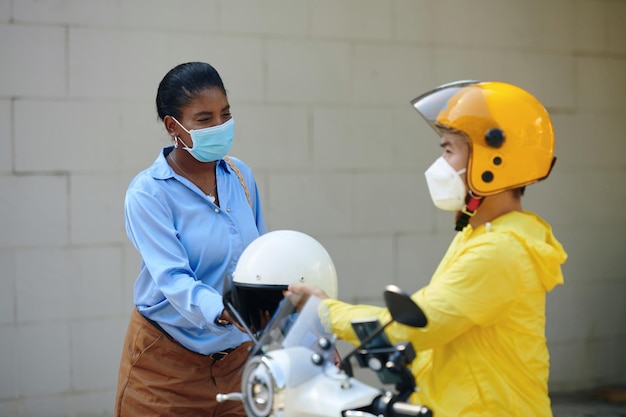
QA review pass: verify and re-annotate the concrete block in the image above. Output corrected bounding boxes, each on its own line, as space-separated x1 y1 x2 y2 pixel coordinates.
204 38 265 103
550 225 626 286
267 40 352 103
70 174 128 245
574 0 607 52
221 0 308 36
17 396 68 417
321 235 394 302
0 401 17 417
122 245 142 314
546 280 626 344
548 339 587 390
392 105 438 171
352 172 431 234
584 337 626 386
311 0 392 40
68 389 116 417
70 29 264 102
17 322 71 396
117 99 169 174
0 24 66 97
394 0 435 42
266 172 354 234
433 48 510 87
312 107 395 170
65 247 125 319
588 283 626 338
70 318 126 391
69 28 171 99
524 170 626 230
15 100 124 173
0 326 16 399
15 249 74 322
433 0 535 48
0 100 10 174
532 0 576 51
0 251 15 325
433 207 458 233
551 113 625 170
0 1 10 23
229 104 310 170
120 0 218 31
577 56 626 112
13 0 119 25
503 52 576 110
397 232 452 291
0 176 68 248
608 1 626 54
353 44 433 105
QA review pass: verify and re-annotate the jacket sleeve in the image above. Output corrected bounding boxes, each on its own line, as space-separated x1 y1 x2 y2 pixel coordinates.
323 299 390 346
323 234 523 351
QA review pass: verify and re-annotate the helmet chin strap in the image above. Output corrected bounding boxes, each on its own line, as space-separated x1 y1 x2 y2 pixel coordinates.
455 192 483 231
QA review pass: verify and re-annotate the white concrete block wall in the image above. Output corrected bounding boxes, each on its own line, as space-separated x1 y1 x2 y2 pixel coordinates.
0 0 624 415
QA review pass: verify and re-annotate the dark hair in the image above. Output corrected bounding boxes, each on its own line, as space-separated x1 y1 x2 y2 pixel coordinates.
155 62 227 121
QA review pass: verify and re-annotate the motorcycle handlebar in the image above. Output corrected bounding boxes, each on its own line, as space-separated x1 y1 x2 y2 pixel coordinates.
390 402 432 417
370 395 432 417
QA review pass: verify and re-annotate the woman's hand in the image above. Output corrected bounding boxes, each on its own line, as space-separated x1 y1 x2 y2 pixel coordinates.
218 309 250 333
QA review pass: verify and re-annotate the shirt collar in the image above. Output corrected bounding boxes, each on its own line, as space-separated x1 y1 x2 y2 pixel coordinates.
148 146 233 180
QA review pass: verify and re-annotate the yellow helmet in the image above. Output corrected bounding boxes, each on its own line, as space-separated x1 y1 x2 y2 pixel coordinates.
411 80 556 196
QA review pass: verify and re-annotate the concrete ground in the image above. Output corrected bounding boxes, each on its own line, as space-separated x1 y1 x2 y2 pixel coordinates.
552 388 626 417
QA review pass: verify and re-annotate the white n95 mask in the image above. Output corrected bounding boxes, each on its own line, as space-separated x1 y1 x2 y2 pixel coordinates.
424 156 467 211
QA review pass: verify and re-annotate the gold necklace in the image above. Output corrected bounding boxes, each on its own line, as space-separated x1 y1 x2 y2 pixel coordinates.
168 153 217 203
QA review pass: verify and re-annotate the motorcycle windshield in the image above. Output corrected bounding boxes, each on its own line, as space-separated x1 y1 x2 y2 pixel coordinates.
251 293 335 361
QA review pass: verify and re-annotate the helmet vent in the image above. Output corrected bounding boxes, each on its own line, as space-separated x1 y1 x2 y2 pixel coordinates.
485 128 505 148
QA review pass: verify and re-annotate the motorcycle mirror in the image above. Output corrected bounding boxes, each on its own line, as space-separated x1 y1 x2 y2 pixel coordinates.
339 286 427 375
384 285 427 328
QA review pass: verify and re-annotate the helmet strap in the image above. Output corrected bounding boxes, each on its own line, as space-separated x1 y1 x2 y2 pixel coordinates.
455 193 483 231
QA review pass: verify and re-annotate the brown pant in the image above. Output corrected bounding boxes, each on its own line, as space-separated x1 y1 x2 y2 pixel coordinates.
115 308 252 417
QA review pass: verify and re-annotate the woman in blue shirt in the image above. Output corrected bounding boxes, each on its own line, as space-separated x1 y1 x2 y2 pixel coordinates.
115 62 267 417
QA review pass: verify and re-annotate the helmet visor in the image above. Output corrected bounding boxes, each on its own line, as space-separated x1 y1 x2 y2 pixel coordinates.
410 80 479 135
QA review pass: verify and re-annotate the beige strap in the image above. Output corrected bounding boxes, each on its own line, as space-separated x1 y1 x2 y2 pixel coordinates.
224 156 251 206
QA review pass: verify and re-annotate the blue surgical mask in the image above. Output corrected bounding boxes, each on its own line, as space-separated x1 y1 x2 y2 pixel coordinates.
172 117 234 162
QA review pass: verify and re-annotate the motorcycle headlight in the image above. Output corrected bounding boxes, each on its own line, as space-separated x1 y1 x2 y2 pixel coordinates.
242 356 286 417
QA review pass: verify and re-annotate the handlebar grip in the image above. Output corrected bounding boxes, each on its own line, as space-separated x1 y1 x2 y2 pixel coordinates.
390 402 432 417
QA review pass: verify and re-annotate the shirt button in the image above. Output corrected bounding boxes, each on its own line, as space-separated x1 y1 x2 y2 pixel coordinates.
214 208 220 213
230 228 236 234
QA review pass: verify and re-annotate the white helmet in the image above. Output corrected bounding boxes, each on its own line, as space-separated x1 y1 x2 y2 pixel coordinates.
224 230 338 332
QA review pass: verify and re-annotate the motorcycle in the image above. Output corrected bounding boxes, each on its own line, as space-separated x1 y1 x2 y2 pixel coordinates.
218 284 433 417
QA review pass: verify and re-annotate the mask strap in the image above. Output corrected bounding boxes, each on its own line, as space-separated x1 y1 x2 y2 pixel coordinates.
455 192 482 232
170 117 190 134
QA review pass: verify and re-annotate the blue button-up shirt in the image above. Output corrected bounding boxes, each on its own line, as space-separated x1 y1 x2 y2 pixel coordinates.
124 146 267 354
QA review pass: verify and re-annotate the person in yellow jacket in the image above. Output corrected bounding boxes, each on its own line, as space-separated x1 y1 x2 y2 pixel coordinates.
289 80 568 417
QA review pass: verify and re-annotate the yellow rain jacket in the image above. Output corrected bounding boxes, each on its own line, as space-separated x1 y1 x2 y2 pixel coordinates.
324 211 567 417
